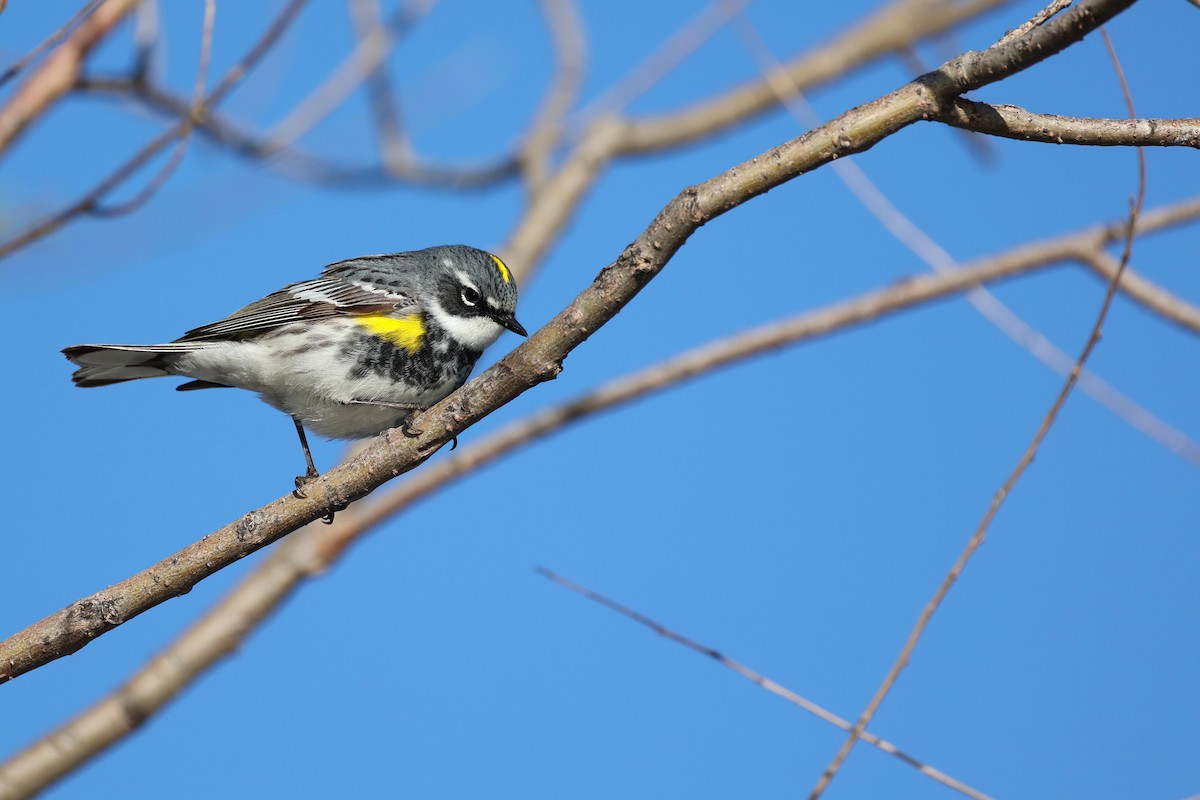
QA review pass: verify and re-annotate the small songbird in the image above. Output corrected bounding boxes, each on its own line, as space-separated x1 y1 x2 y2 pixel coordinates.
63 245 526 497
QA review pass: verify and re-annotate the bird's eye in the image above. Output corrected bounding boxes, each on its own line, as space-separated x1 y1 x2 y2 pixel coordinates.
460 287 480 307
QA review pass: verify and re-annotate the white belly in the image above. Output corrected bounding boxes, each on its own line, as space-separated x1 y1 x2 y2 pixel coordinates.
171 323 464 439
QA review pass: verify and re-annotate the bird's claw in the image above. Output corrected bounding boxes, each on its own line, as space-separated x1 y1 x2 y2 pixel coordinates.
294 473 344 523
293 472 316 499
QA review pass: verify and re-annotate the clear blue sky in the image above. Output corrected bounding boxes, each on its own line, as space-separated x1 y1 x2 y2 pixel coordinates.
1 2 1197 798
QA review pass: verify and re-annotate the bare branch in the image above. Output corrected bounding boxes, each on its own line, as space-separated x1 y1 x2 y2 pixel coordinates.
75 75 520 188
996 0 1074 45
0 526 313 800
0 0 106 89
570 0 749 127
505 0 1019 281
520 0 587 190
0 0 308 263
346 0 412 170
730 8 1200 467
0 0 141 157
620 0 1015 154
91 0 217 218
939 99 1200 146
537 568 995 800
130 0 161 82
0 0 1138 686
808 21 1150 800
6 190 1197 785
1078 250 1200 333
264 0 436 150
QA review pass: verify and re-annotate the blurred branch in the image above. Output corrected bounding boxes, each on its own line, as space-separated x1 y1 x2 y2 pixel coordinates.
0 0 1138 685
74 75 520 188
503 0 1017 282
808 23 1150 800
570 0 749 127
1078 250 1200 333
265 0 436 150
0 0 141 157
346 0 412 171
619 0 1015 154
72 0 1012 261
0 0 308 262
0 0 106 89
938 99 1200 146
0 529 315 800
91 0 216 218
4 187 1197 790
130 0 160 82
536 568 994 800
730 10 1200 468
519 0 587 190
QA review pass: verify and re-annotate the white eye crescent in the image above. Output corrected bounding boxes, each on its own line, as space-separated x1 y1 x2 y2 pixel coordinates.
461 286 480 306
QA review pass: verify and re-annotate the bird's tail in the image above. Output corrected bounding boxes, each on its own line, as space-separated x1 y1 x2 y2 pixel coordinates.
62 343 204 387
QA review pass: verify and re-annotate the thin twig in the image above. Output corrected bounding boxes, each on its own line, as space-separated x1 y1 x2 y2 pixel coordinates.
520 0 587 190
91 0 217 218
265 0 436 150
131 0 161 82
537 568 994 800
346 0 411 171
0 0 106 89
569 0 749 131
806 23 1149 800
76 73 521 188
997 0 1074 45
0 0 307 263
730 8 1200 470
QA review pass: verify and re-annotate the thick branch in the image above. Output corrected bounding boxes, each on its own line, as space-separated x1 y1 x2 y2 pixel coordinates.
0 0 1137 685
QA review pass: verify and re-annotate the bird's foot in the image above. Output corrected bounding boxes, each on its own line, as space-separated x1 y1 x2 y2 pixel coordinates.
293 470 318 500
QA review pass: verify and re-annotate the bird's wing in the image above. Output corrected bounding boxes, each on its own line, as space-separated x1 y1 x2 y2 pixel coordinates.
178 278 413 341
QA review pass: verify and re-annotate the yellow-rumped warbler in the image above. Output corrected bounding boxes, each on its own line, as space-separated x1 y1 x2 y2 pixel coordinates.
63 244 526 493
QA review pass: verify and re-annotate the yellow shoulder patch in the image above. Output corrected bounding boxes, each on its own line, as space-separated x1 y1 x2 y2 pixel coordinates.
490 253 512 284
354 313 425 354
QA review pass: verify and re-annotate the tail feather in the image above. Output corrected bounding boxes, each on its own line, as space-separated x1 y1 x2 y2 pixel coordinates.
62 343 204 387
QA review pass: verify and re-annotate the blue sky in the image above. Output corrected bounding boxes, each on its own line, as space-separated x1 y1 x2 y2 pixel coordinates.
0 2 1197 798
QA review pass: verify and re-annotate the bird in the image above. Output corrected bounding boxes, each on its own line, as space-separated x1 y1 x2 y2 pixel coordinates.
63 244 527 505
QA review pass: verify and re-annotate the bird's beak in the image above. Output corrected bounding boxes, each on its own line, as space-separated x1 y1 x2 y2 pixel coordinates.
496 314 528 337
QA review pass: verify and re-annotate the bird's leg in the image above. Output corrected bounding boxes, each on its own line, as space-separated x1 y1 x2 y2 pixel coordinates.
347 399 426 437
291 418 320 498
291 418 341 523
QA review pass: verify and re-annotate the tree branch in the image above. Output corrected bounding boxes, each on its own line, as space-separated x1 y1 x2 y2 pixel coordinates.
0 0 1138 686
0 0 106 89
938 98 1200 146
619 0 1015 154
519 0 587 190
0 0 308 262
0 0 141 158
537 568 995 800
4 188 1196 792
808 20 1150 799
